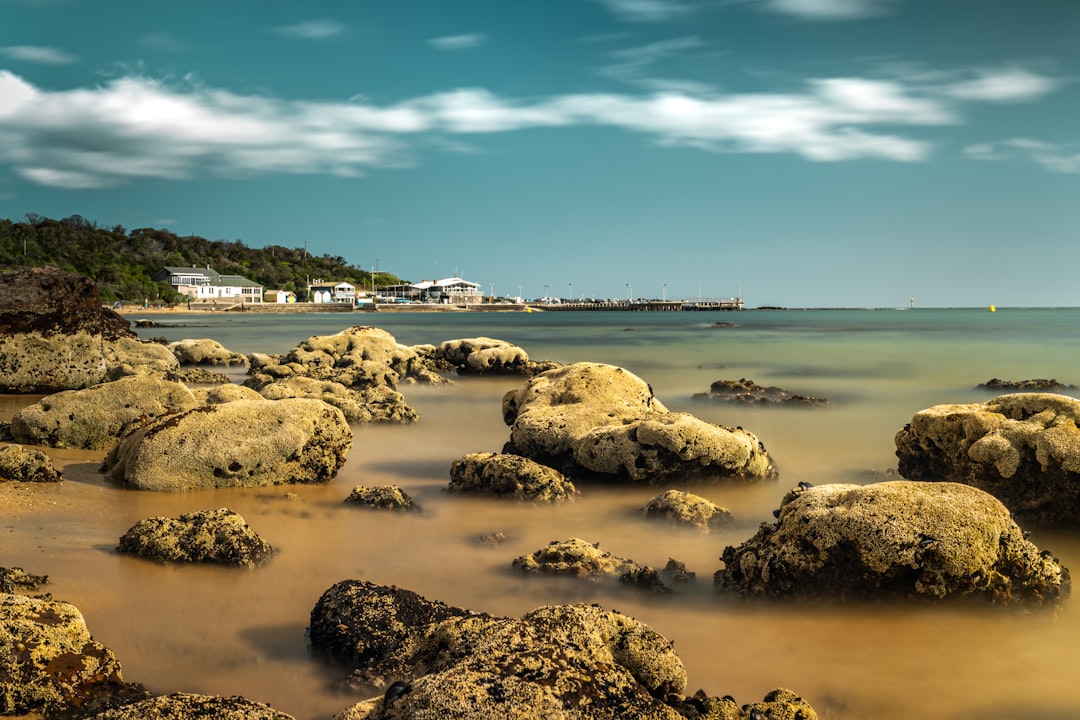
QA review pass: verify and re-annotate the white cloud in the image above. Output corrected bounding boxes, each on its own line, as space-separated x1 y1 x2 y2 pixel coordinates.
944 68 1058 102
0 65 1063 189
428 34 488 51
273 19 348 40
0 45 78 64
765 0 895 20
594 0 692 22
965 139 1080 173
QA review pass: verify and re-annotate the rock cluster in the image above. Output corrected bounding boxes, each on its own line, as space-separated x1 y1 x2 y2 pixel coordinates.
168 337 249 366
117 508 275 567
0 444 61 482
244 326 446 423
715 481 1070 606
10 375 199 451
692 378 829 407
102 398 352 491
310 580 818 720
0 266 177 392
502 362 776 484
976 378 1077 392
894 393 1080 525
642 489 731 531
448 452 576 502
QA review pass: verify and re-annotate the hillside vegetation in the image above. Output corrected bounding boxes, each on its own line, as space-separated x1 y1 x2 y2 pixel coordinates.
0 214 401 303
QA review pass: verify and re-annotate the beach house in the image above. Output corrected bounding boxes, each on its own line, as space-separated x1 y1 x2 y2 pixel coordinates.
309 281 357 304
152 266 264 304
381 277 483 305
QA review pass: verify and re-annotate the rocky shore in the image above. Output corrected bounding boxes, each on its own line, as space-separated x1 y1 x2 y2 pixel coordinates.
2 267 1077 719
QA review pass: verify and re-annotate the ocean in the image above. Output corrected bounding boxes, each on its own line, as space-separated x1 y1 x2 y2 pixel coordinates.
4 306 1080 719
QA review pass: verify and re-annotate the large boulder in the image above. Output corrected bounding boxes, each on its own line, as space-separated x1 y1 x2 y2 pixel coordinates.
448 452 576 502
313 581 818 720
167 338 249 367
501 362 776 484
435 336 561 376
102 398 352 491
84 692 297 720
895 393 1080 526
117 508 275 567
0 593 149 717
0 444 62 482
245 375 418 424
10 375 199 450
715 481 1070 606
0 266 177 392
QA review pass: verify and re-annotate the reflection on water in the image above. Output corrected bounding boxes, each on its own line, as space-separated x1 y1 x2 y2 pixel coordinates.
3 309 1080 719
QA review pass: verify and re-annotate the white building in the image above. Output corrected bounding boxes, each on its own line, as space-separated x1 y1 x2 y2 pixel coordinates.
381 277 483 305
309 281 357 304
153 266 263 303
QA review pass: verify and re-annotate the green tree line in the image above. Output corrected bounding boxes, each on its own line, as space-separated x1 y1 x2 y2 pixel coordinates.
0 214 402 303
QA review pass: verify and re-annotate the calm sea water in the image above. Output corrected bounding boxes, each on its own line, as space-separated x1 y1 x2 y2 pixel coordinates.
4 307 1080 719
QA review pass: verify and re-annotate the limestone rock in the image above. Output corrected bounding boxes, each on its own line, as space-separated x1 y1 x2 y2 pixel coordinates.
0 566 48 592
642 489 731 531
117 508 275 567
692 378 829 407
895 393 1080 525
435 336 560 376
976 378 1077 392
168 338 249 366
502 362 776 484
10 375 199 451
190 383 265 405
169 367 234 385
102 398 352 491
715 481 1070 606
84 692 296 720
511 537 658 585
0 266 177 392
0 593 148 717
0 444 62 482
344 485 419 511
448 452 576 502
245 374 418 424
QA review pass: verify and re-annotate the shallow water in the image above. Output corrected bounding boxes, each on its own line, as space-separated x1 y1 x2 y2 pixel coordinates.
4 307 1080 719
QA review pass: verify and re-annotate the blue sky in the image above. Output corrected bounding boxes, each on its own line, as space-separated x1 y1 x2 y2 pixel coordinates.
1 0 1077 307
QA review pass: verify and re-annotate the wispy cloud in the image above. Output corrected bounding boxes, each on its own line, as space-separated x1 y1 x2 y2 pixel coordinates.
597 36 706 85
428 33 488 51
0 65 1061 189
0 45 78 65
943 68 1058 102
138 32 190 53
764 0 896 21
966 139 1080 173
272 19 348 40
594 0 692 22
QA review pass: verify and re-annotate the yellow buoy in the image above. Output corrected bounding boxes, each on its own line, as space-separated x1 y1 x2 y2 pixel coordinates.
989 305 996 312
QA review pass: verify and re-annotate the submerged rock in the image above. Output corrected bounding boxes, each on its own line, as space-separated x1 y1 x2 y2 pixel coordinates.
344 485 420 511
10 375 199 451
502 362 776 484
511 537 663 588
0 566 48 592
0 593 149 717
0 266 177 392
85 692 296 720
448 452 576 502
976 378 1078 392
715 481 1070 606
895 393 1080 526
102 398 352 491
642 489 731 531
0 444 62 483
313 580 818 720
117 508 275 567
692 378 829 407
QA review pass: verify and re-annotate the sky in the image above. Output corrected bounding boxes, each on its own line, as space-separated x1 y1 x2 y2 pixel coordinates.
1 0 1078 308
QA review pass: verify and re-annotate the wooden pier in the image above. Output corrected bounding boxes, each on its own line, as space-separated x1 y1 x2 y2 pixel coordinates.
530 298 744 312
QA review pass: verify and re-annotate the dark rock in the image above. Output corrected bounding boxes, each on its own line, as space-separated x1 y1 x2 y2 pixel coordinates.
448 452 576 502
344 485 419 511
692 378 829 407
0 444 62 482
117 508 275 567
715 481 1070 606
84 691 296 719
661 558 697 583
976 378 1077 392
0 566 48 592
